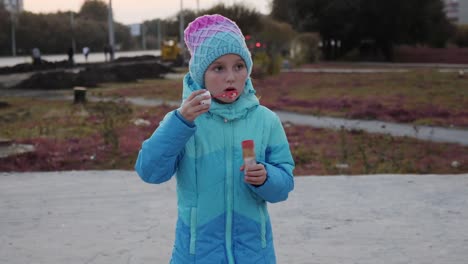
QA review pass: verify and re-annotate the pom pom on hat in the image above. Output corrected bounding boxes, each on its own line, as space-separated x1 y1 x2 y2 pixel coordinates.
184 14 253 88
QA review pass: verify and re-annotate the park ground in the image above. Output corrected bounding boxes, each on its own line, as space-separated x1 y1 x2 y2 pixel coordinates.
0 63 467 175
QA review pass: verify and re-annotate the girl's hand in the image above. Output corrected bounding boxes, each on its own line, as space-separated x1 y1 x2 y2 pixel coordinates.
240 163 267 186
179 90 211 122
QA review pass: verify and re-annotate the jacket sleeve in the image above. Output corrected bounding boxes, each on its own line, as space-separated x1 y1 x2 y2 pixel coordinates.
248 114 295 203
134 110 196 184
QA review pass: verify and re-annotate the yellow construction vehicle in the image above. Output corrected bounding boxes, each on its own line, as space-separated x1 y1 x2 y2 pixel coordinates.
161 39 184 66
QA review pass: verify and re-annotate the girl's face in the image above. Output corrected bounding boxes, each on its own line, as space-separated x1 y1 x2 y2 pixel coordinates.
204 54 248 103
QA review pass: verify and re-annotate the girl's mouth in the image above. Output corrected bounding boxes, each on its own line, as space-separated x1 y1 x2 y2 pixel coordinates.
212 89 238 99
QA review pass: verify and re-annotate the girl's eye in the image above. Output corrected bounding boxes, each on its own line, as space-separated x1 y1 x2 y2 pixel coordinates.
235 63 245 70
213 66 223 72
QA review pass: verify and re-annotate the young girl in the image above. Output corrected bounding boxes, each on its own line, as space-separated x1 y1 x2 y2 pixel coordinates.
135 14 295 264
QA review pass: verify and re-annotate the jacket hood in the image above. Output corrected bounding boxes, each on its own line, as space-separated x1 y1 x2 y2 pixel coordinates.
182 73 259 121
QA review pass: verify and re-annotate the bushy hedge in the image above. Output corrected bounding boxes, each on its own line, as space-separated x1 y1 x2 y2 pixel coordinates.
454 25 468 47
290 33 321 65
251 16 296 77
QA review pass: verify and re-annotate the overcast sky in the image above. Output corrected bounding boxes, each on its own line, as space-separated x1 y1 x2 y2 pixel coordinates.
23 0 271 24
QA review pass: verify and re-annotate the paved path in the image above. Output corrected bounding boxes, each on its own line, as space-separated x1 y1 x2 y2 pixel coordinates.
0 50 162 68
1 171 467 264
2 67 468 146
2 87 467 146
276 111 468 146
283 68 410 73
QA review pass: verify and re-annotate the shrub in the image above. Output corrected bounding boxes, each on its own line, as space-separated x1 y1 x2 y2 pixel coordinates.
290 33 321 65
250 16 296 77
453 24 468 47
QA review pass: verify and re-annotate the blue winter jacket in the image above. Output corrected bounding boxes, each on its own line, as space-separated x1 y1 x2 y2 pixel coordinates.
135 73 295 263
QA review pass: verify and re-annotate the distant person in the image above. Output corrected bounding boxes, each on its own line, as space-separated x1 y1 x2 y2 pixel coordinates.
82 46 90 63
103 45 110 62
134 14 295 263
32 48 41 66
108 45 114 61
67 47 75 65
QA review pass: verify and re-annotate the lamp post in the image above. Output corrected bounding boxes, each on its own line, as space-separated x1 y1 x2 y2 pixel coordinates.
157 20 162 50
70 12 76 54
108 0 116 61
141 23 146 50
179 0 184 47
179 0 186 64
10 11 16 56
8 0 21 57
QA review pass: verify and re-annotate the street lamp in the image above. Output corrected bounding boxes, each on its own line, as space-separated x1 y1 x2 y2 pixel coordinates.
10 12 17 56
70 12 76 54
179 0 186 64
108 0 116 61
179 0 184 48
8 1 21 56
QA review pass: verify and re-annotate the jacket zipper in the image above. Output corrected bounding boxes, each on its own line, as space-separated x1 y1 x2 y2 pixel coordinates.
224 118 235 263
258 205 267 248
190 207 197 254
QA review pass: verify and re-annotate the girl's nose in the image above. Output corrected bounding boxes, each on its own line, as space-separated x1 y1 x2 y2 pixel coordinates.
226 70 235 83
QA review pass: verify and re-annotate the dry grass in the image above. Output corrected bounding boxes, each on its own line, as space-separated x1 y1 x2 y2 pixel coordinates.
254 69 468 127
1 66 467 175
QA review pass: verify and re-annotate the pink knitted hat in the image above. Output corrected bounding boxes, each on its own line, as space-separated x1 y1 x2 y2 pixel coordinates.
184 14 253 87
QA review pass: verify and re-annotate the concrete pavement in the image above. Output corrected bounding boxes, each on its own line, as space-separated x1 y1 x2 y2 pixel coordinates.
275 110 468 146
1 171 468 264
0 50 162 68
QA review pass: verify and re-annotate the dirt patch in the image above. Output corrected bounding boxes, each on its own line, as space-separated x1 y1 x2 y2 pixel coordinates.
0 55 161 75
2 65 468 174
0 101 11 109
285 124 468 176
253 69 468 128
0 59 71 75
395 46 468 64
1 101 467 175
13 61 173 90
0 104 174 172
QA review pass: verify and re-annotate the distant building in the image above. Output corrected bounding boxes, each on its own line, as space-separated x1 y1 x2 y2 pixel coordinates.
461 0 468 24
445 0 468 24
2 0 23 13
